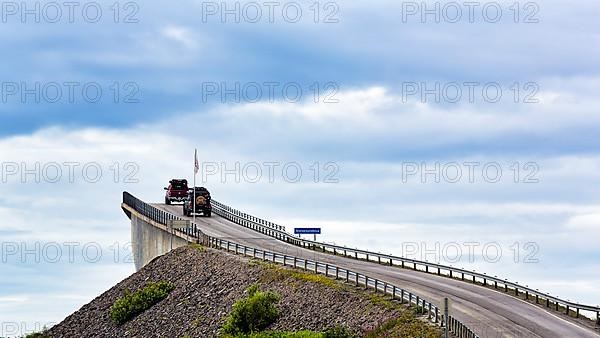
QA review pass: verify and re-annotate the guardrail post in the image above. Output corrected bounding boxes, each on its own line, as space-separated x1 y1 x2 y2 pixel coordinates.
437 267 440 275
416 296 420 313
555 301 559 311
392 286 396 300
461 273 464 281
364 276 368 290
374 279 378 293
235 243 239 254
576 308 579 318
494 281 497 289
272 252 276 262
504 283 508 292
566 305 570 316
345 269 349 282
443 298 449 338
325 264 329 277
314 262 318 274
304 259 307 270
428 302 432 319
283 255 287 266
262 250 266 261
435 307 438 323
293 256 297 267
596 311 599 325
515 287 519 296
400 290 404 304
546 298 549 307
426 266 429 273
525 290 529 300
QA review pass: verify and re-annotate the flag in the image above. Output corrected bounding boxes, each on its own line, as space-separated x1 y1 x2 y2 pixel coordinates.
194 149 199 175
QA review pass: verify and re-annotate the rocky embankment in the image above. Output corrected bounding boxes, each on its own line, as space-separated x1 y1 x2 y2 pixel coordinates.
46 245 440 337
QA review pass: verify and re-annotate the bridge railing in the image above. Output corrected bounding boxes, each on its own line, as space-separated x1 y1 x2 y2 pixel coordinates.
210 199 600 323
123 192 479 337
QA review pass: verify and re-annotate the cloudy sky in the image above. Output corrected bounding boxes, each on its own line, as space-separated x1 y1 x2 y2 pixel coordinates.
1 0 600 335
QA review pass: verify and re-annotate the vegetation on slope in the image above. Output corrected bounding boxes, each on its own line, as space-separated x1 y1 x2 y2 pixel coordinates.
109 281 175 324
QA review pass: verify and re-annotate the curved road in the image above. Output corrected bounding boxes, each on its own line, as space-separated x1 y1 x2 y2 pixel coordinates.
153 203 599 338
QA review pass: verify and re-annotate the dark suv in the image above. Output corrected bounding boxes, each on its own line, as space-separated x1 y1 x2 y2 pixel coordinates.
183 187 212 217
164 179 189 205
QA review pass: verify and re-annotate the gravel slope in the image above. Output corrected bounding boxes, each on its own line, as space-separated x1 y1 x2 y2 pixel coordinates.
45 246 438 338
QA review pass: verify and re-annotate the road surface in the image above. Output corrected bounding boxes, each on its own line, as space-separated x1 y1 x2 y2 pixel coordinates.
153 203 599 338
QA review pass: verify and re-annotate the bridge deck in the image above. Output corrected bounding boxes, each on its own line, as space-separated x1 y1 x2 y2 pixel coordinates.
152 203 599 338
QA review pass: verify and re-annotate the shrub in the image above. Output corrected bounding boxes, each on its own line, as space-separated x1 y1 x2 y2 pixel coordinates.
222 284 281 335
109 281 175 325
243 331 322 338
23 333 46 338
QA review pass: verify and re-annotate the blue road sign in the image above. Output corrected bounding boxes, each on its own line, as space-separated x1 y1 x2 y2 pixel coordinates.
294 227 321 235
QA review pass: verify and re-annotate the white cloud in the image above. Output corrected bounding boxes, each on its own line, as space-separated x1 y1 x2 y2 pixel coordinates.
161 25 198 50
566 213 600 230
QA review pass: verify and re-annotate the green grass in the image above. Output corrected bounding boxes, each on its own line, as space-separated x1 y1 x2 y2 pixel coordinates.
189 243 206 252
226 326 354 338
252 260 338 289
365 311 440 338
109 281 175 325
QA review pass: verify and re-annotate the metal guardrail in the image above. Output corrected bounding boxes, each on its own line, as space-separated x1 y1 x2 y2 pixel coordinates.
210 199 600 323
123 192 480 337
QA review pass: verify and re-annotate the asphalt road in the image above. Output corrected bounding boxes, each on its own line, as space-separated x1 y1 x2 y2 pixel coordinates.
153 203 599 338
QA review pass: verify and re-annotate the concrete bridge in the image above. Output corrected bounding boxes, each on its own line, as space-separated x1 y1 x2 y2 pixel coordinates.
122 192 600 338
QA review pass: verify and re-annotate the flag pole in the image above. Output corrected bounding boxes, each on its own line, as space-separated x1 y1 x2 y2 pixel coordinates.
193 149 197 228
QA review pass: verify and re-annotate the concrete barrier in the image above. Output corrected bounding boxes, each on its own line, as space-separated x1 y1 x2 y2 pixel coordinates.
123 204 189 270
